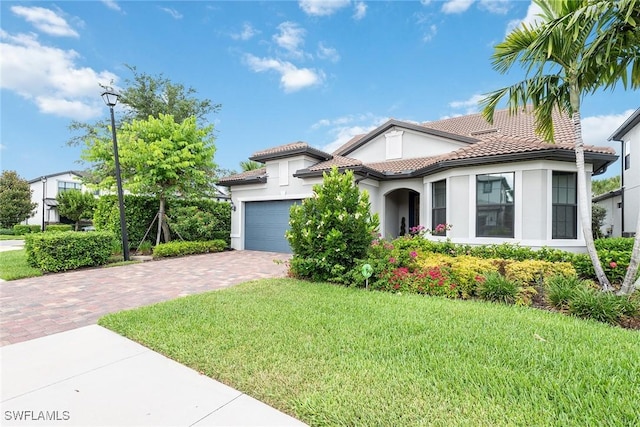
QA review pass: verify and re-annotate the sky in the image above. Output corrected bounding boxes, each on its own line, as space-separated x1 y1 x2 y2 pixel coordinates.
1 0 638 183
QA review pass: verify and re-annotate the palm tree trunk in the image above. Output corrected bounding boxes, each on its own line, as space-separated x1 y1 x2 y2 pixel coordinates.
619 211 640 295
571 109 612 290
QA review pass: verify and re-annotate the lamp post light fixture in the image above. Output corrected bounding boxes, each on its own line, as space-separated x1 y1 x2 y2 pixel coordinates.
41 176 47 232
101 88 130 261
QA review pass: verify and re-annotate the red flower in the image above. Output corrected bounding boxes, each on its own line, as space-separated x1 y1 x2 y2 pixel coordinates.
610 261 618 268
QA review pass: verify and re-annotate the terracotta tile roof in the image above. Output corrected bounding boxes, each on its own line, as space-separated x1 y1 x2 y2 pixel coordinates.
218 167 267 185
251 142 309 158
307 155 363 171
421 108 577 144
366 157 441 174
250 141 332 162
332 134 366 156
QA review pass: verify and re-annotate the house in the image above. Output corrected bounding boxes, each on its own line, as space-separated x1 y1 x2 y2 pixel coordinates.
219 109 617 253
598 107 640 238
24 171 92 229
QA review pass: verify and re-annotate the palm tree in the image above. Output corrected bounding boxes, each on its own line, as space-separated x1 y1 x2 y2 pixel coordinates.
240 160 263 171
481 0 639 291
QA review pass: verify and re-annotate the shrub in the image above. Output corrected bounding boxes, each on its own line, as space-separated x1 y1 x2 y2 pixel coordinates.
168 203 231 243
449 255 499 298
568 287 634 325
0 228 14 235
478 272 519 304
595 237 634 252
45 224 73 233
546 275 588 310
573 250 633 284
286 167 379 282
153 240 226 258
25 231 114 272
504 260 576 285
13 224 41 235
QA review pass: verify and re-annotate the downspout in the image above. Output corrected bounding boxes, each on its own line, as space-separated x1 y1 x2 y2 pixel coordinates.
621 139 625 236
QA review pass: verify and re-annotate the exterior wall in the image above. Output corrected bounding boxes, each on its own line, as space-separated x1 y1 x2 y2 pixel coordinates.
25 172 87 227
622 125 640 235
376 179 423 239
594 194 623 237
228 155 321 250
346 127 468 163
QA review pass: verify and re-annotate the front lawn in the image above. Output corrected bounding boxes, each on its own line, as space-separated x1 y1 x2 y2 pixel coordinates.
0 249 42 280
99 279 640 426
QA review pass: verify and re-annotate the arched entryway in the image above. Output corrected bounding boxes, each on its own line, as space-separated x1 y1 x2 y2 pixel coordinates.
384 189 420 239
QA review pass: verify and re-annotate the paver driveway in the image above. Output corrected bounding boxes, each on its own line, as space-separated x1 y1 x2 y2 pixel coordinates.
0 250 290 346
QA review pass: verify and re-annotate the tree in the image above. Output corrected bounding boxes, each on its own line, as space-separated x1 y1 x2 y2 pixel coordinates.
56 190 97 231
592 176 621 196
0 171 36 228
118 65 221 124
481 0 639 291
81 114 216 245
240 160 263 171
286 167 379 282
592 203 607 239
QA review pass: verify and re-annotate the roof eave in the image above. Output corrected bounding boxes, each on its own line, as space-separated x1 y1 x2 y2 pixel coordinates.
218 176 267 187
608 108 640 141
250 147 332 163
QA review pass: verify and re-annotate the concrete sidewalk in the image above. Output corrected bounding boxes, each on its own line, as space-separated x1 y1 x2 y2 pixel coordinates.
0 325 307 426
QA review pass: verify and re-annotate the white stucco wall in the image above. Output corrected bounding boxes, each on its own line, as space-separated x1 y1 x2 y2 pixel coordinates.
346 127 468 163
594 194 623 237
621 125 639 235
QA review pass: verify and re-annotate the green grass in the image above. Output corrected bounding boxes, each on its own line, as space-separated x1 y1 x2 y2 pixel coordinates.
99 279 640 427
0 249 42 280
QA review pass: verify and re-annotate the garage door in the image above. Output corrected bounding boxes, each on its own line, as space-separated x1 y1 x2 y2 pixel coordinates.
245 200 301 253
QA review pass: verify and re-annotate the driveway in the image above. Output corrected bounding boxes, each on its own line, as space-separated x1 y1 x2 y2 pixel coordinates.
0 250 290 346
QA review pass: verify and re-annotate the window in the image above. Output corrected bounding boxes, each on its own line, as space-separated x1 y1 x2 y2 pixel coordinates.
552 172 577 239
476 173 514 238
432 180 446 236
58 181 82 193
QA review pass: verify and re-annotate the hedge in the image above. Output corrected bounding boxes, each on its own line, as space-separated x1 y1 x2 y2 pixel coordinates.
13 224 41 235
94 195 231 248
25 231 115 272
153 240 227 258
45 224 73 233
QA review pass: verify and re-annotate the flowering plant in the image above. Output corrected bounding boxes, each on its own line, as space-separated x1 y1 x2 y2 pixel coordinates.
409 223 452 237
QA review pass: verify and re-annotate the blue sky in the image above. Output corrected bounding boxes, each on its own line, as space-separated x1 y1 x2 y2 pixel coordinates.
1 0 638 182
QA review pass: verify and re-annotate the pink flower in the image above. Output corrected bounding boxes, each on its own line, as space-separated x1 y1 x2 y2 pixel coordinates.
610 261 617 268
389 257 397 264
410 251 418 258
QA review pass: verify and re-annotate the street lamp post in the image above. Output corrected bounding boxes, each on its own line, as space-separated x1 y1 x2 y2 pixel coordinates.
101 88 130 261
41 176 47 232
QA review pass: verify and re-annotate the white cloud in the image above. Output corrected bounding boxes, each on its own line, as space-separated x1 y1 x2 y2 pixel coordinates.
299 0 351 17
582 110 635 153
244 54 324 92
353 2 367 20
101 0 122 12
273 22 306 57
478 0 510 14
441 0 475 14
505 1 543 35
11 6 79 38
314 113 387 153
0 30 118 120
449 94 484 114
231 23 259 41
160 7 183 19
317 42 340 62
422 24 438 42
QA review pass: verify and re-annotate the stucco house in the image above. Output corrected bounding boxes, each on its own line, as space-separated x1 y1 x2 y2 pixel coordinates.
220 108 617 253
24 171 91 229
594 108 639 238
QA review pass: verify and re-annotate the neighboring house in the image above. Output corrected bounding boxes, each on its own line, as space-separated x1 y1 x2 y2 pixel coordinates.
24 171 91 228
602 107 640 238
219 109 617 253
593 189 623 237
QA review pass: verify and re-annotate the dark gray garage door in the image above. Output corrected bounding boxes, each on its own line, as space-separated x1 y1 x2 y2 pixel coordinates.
245 200 301 253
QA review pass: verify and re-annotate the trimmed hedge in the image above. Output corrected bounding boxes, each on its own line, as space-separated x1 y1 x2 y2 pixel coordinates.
45 224 73 233
0 228 14 235
25 231 115 272
94 195 231 248
13 224 41 235
153 240 227 258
